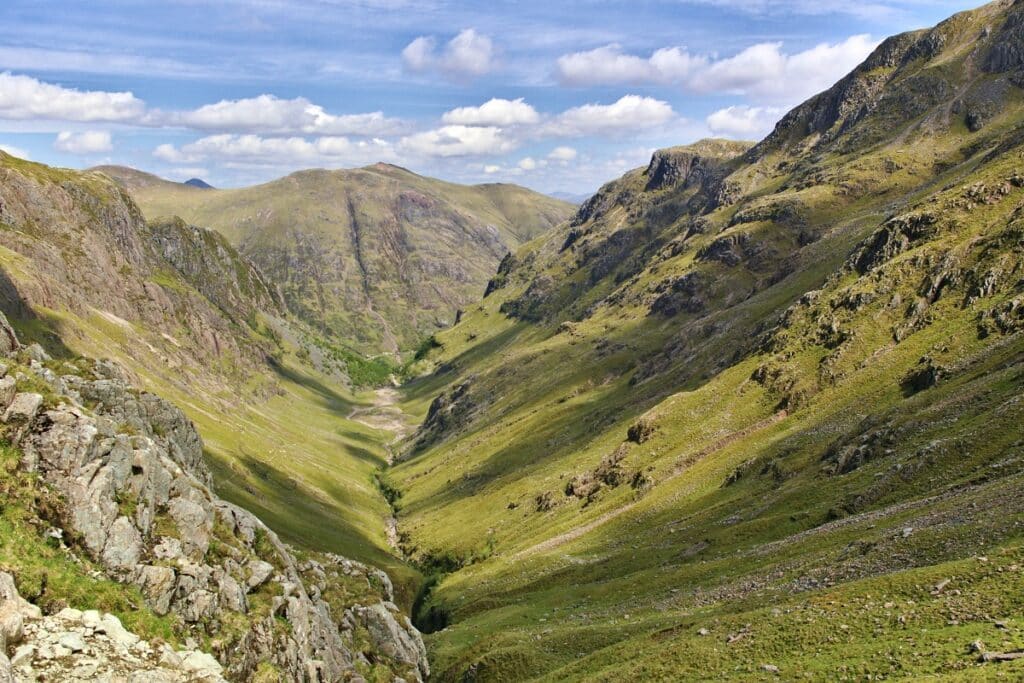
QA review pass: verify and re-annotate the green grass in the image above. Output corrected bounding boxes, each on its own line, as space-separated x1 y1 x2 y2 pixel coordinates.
0 441 180 643
384 15 1024 678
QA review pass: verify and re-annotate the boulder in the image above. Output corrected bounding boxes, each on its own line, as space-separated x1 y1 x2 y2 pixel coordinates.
0 376 15 411
351 603 430 681
246 560 275 592
102 516 144 569
133 565 177 616
2 392 42 424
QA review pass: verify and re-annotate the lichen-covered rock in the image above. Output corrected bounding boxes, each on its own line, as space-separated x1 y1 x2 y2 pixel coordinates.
0 574 226 682
350 602 430 681
0 324 429 682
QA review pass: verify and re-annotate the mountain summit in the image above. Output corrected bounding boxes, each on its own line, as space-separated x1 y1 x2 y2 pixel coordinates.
106 164 573 355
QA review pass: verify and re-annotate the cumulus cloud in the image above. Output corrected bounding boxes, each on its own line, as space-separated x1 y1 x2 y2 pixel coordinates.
706 105 784 138
547 146 578 162
399 125 515 158
53 130 113 154
0 72 145 123
441 98 539 127
0 143 30 159
402 29 495 79
546 95 676 137
517 157 539 171
0 73 404 142
483 164 501 174
154 134 392 166
557 45 707 86
556 34 877 103
173 95 404 136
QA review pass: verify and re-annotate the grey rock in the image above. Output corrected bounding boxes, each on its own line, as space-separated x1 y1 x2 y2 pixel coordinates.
0 653 12 683
2 392 42 424
0 377 15 411
167 497 211 560
351 603 430 680
217 574 247 614
58 631 87 653
0 601 24 649
102 516 143 570
245 560 275 592
133 565 176 616
10 644 33 667
179 650 223 675
0 312 19 356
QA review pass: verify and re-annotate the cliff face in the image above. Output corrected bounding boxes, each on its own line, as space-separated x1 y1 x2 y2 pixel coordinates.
0 312 429 682
0 154 280 391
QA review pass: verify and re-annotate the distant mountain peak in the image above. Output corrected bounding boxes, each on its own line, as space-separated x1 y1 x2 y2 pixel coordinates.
184 177 214 190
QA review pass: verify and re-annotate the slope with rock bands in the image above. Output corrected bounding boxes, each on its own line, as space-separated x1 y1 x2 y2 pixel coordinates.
393 2 1024 680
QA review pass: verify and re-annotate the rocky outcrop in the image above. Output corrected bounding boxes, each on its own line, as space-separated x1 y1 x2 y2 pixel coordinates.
146 216 283 326
1 592 227 683
0 311 429 682
0 154 276 387
409 380 478 455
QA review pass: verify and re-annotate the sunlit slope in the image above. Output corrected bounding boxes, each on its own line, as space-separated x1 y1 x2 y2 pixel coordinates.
0 153 418 600
391 1 1024 678
110 163 574 355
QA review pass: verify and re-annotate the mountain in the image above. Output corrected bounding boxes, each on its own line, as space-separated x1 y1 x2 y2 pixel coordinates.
105 164 574 355
387 1 1024 680
184 177 214 189
0 150 423 615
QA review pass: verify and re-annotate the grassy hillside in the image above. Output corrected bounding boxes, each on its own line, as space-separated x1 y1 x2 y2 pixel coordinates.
0 153 420 602
109 163 574 356
389 1 1024 679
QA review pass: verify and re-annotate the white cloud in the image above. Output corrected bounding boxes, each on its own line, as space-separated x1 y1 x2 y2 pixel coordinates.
555 35 877 103
53 130 113 154
557 45 706 86
174 95 404 136
0 143 29 159
399 125 515 158
0 72 145 123
154 134 392 166
442 98 539 126
517 157 538 171
401 37 436 72
0 73 403 141
706 105 784 138
402 29 495 79
547 146 577 162
483 164 501 174
546 95 676 137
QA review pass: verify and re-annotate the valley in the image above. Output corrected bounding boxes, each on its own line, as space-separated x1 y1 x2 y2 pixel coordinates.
0 0 1023 681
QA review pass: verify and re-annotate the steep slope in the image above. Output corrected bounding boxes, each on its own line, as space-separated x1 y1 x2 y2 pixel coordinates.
0 152 418 607
0 312 428 681
391 1 1024 680
112 164 574 355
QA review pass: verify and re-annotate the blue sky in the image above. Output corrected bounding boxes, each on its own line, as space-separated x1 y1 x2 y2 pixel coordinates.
0 0 980 195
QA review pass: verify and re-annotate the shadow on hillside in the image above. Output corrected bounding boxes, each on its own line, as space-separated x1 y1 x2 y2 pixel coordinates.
215 449 390 556
267 354 356 412
400 321 532 424
0 266 74 358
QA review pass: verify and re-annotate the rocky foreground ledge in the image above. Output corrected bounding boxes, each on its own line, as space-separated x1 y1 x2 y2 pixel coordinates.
0 569 225 681
0 312 428 682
